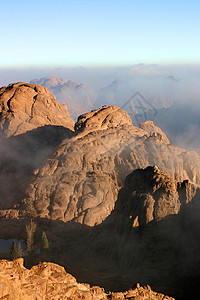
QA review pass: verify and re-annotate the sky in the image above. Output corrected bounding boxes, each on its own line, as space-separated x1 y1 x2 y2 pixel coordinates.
1 0 200 68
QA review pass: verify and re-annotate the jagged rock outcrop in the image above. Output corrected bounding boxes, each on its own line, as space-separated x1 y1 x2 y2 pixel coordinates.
0 82 74 137
24 106 200 226
139 121 170 144
112 166 200 231
0 259 174 300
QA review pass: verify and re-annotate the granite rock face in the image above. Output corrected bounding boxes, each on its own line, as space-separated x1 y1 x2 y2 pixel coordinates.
139 121 170 144
112 166 200 231
1 83 200 227
75 105 133 133
0 82 74 137
0 259 174 300
25 106 200 225
0 82 74 210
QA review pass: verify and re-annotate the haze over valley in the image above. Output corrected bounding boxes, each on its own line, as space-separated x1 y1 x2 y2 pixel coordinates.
1 0 200 299
27 63 200 153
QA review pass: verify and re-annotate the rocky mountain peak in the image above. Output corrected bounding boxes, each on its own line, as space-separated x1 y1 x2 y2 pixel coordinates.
115 165 200 229
75 105 133 134
0 82 74 137
30 76 67 88
125 165 176 193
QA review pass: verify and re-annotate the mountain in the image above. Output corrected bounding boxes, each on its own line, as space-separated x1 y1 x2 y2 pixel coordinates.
0 82 74 137
147 101 200 152
24 105 200 226
1 82 200 298
30 76 97 120
95 76 200 153
112 165 200 229
0 82 74 211
94 76 177 112
46 166 199 298
0 83 200 223
29 76 200 154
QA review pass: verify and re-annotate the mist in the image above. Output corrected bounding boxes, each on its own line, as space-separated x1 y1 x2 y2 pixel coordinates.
1 64 200 152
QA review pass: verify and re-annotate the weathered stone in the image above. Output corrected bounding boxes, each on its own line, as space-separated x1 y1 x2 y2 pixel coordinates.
0 259 174 300
24 106 200 225
113 166 200 230
0 82 74 137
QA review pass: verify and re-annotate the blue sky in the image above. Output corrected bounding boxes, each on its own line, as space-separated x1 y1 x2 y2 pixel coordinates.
1 0 200 67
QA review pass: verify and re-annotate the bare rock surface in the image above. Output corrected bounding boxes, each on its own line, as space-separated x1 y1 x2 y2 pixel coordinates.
113 166 200 230
25 106 200 225
0 82 74 137
0 259 174 300
1 83 200 228
75 105 133 133
139 121 170 144
0 82 74 210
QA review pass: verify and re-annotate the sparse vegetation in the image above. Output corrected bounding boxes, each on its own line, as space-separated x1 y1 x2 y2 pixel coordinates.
17 241 24 258
25 199 37 219
25 219 37 256
40 231 49 252
10 240 18 260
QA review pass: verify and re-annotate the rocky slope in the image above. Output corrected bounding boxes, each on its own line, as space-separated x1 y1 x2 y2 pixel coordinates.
1 82 200 299
0 82 74 137
44 166 199 299
1 82 200 227
0 259 174 300
0 82 74 210
24 105 200 226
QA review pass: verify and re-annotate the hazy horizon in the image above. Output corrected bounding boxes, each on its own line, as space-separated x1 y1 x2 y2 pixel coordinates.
1 0 200 70
1 63 200 88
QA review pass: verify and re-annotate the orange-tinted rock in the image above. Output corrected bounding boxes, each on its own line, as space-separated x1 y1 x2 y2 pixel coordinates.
25 107 200 225
75 105 133 133
0 259 174 300
0 82 74 137
139 120 170 144
113 166 200 230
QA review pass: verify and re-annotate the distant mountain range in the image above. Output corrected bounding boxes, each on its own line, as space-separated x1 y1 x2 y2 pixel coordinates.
30 76 200 153
30 76 97 120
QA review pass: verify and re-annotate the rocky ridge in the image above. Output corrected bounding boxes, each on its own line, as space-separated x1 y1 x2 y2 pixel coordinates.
0 258 174 300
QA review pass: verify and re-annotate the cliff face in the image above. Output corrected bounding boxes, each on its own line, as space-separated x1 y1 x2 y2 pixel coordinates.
0 258 174 300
